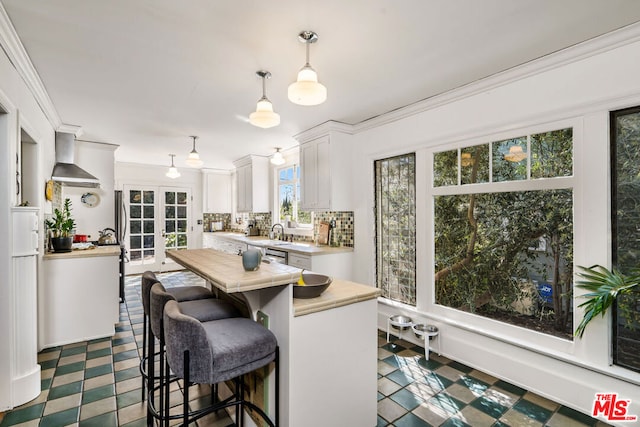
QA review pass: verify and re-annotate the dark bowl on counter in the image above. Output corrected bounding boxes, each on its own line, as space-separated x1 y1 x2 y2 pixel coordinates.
292 273 332 299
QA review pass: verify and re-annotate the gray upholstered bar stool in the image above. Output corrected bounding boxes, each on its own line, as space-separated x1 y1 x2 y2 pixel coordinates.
163 299 279 427
140 271 214 400
148 282 241 426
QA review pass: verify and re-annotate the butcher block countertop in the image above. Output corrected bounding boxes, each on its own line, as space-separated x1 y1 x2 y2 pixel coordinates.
166 248 380 317
43 245 121 260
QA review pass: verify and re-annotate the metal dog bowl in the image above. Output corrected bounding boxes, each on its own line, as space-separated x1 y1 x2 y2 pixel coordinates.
292 273 332 299
412 324 438 339
389 315 413 331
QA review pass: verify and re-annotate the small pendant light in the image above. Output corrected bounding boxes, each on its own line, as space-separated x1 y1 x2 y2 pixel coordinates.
185 136 204 168
166 154 180 179
288 31 327 106
249 70 280 129
271 147 285 165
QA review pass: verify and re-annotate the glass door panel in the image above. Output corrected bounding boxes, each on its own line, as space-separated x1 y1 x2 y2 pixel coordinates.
123 185 191 274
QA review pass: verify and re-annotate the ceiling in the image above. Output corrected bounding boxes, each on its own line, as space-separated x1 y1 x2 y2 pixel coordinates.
3 1 640 170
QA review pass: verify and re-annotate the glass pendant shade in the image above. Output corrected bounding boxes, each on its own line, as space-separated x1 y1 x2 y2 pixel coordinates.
288 65 327 106
185 136 203 168
249 97 281 129
288 31 327 106
249 70 280 129
166 154 181 179
504 145 527 162
271 148 285 165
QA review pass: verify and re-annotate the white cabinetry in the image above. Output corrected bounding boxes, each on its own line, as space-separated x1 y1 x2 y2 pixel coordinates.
288 250 353 280
203 233 247 255
10 207 40 407
300 135 331 211
234 155 269 213
202 170 231 213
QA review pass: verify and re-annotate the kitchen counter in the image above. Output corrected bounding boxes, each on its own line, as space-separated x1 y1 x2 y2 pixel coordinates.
203 231 353 255
165 248 379 316
165 247 378 426
43 245 120 260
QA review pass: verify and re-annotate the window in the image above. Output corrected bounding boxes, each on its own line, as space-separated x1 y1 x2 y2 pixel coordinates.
278 165 311 225
611 106 640 372
375 153 416 305
433 127 574 339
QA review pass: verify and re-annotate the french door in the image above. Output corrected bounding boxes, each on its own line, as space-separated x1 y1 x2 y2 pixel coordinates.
123 185 191 275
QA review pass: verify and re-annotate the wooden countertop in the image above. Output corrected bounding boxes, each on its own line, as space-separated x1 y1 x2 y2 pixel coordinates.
292 279 380 317
43 245 121 260
166 248 301 293
204 232 353 256
166 248 380 316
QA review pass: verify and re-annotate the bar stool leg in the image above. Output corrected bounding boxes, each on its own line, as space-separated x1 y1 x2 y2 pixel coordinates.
386 318 390 342
141 314 147 401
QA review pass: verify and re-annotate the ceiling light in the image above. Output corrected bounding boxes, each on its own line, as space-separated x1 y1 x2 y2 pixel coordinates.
288 31 327 106
166 154 180 179
185 135 204 168
249 70 280 129
461 152 474 167
271 147 285 165
504 145 527 162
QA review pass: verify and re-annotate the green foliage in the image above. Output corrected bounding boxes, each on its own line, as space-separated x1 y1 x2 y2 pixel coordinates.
575 265 640 338
45 198 75 238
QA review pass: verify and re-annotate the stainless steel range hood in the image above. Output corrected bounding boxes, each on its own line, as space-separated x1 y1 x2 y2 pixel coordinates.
51 132 100 188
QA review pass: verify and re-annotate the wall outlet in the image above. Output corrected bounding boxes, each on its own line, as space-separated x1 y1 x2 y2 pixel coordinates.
257 311 269 328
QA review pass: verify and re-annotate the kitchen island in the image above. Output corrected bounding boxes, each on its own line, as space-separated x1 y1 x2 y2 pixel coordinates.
166 248 380 427
40 246 120 349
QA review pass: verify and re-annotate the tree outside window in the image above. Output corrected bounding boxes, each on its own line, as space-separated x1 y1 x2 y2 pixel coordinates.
433 127 574 339
278 165 311 224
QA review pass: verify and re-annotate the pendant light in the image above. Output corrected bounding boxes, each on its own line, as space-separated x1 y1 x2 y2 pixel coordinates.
249 70 280 129
166 154 181 179
185 135 204 168
504 145 527 162
288 30 327 106
271 147 285 165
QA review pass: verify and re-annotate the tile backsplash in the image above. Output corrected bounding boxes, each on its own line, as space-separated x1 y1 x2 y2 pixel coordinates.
203 210 354 247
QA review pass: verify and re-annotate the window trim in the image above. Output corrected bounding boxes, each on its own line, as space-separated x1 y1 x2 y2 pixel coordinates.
424 117 581 352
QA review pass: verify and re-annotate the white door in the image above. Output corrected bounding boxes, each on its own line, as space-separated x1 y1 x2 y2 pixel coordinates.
123 185 192 275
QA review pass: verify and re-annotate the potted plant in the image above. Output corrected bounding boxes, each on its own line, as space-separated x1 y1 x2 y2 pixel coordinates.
45 198 76 253
575 265 640 338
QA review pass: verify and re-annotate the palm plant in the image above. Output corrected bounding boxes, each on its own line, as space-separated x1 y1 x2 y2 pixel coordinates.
574 265 640 338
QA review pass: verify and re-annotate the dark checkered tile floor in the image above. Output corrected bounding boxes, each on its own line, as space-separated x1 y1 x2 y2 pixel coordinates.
0 271 611 426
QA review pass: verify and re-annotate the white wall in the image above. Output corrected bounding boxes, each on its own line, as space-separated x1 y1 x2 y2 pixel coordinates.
345 26 640 422
62 140 118 240
0 37 56 410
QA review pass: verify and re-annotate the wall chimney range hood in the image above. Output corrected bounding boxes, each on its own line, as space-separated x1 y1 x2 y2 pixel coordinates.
51 131 100 188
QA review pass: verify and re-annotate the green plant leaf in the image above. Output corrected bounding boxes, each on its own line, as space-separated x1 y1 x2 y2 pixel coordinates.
574 265 639 338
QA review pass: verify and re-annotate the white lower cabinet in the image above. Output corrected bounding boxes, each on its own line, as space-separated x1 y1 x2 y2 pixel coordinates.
203 233 247 255
287 253 312 270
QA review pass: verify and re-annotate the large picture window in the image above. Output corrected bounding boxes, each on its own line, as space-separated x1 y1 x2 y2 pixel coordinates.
375 153 416 305
611 106 640 372
433 127 574 339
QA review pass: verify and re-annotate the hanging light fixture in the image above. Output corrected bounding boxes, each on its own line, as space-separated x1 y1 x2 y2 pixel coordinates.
185 136 204 168
249 70 280 129
288 30 327 106
504 145 527 162
271 147 285 165
166 154 181 179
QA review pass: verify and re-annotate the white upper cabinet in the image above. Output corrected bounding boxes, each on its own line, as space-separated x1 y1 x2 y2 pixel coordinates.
300 135 331 211
202 170 231 213
233 155 269 213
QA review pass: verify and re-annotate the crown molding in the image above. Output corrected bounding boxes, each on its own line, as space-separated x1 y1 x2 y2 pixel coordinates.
293 120 354 143
0 3 61 129
351 21 640 133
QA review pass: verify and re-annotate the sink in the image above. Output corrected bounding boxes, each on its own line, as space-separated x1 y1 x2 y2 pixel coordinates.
292 273 332 299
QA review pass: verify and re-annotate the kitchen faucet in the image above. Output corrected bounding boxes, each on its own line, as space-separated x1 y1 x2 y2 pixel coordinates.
271 223 285 240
